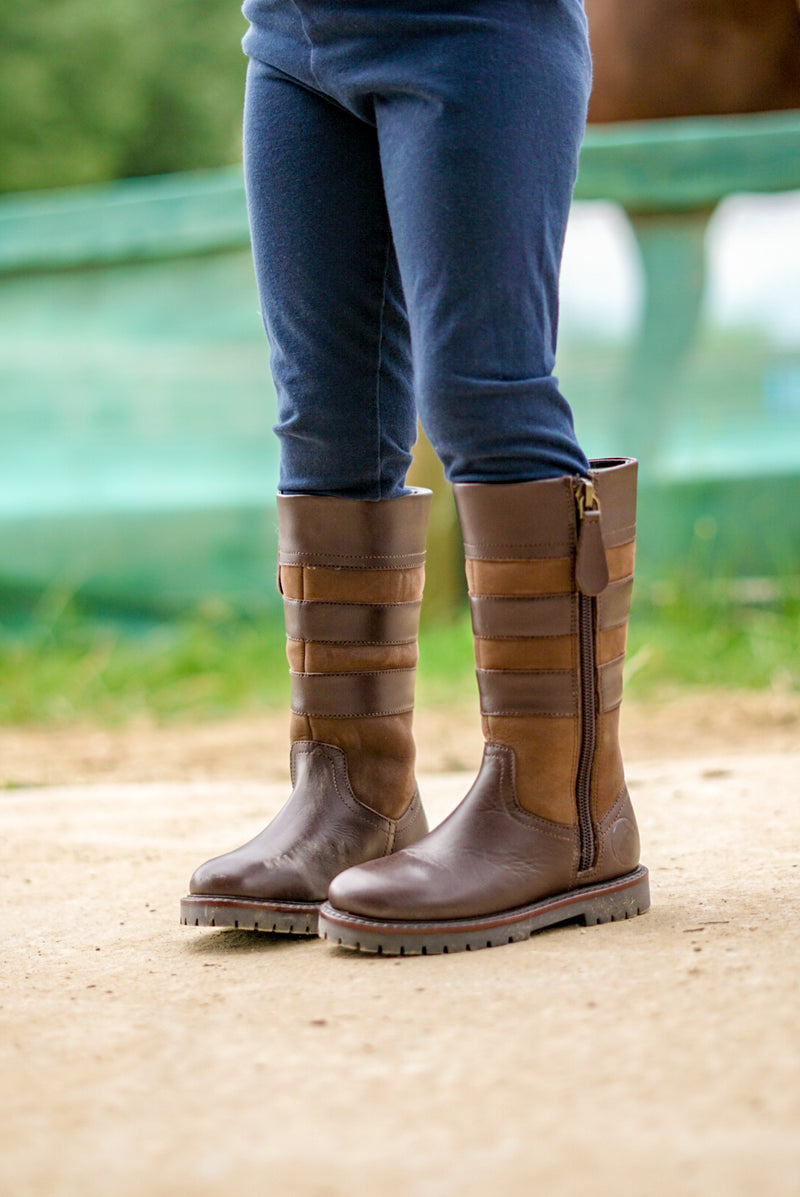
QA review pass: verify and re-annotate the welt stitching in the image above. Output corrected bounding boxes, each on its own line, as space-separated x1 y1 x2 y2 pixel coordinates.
291 668 415 678
317 745 390 844
493 746 576 838
473 633 571 642
463 541 575 554
292 707 413 718
481 703 574 713
286 636 417 645
279 552 425 564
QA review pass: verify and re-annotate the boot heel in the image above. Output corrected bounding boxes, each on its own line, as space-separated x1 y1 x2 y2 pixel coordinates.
579 867 650 925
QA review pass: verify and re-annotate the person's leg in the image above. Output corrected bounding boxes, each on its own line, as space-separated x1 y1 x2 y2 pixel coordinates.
245 0 590 484
242 54 417 498
373 0 592 483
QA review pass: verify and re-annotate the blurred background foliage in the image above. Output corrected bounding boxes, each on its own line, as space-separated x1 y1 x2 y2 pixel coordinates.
0 0 245 194
1 579 799 725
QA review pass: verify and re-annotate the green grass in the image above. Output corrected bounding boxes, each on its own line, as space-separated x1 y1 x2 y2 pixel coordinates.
626 581 800 695
0 593 290 726
1 579 798 726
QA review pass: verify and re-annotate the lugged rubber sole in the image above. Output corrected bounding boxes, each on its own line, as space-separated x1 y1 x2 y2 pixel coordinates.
318 865 649 955
180 894 319 935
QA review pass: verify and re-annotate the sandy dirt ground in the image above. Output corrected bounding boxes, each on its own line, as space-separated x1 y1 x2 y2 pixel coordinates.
2 694 799 1195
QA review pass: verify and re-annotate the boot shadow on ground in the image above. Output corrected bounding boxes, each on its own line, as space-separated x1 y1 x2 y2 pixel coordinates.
180 928 316 955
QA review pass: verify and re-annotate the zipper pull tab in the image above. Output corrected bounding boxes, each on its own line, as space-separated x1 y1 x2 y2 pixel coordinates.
574 478 609 596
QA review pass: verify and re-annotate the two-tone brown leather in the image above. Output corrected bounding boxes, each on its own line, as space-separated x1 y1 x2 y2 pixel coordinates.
589 463 637 832
328 743 580 920
280 489 432 854
454 459 639 837
581 781 641 886
190 742 429 904
278 489 431 821
457 478 581 823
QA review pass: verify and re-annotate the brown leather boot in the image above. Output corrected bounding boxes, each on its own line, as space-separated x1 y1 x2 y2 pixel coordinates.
181 489 432 934
320 458 649 954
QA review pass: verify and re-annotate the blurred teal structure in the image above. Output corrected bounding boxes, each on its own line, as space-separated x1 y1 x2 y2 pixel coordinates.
1 110 800 617
0 170 276 617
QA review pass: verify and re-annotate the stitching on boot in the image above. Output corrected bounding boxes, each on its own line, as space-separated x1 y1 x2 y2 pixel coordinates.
301 742 394 853
579 784 629 877
487 745 576 841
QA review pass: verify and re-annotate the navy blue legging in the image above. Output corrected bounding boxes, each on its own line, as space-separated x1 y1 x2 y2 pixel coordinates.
242 0 592 498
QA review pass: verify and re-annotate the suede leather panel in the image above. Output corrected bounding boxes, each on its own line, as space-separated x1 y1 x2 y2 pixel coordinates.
286 640 418 673
280 564 425 604
590 706 626 826
598 577 634 631
484 716 580 824
290 711 312 743
293 712 418 821
465 547 633 599
466 557 574 596
606 541 636 584
597 655 625 712
474 635 575 671
597 624 628 666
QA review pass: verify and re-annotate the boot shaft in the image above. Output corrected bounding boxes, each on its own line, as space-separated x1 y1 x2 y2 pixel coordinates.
453 460 637 865
277 490 431 818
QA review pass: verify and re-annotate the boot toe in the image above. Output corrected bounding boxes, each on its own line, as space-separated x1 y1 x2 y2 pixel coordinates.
188 853 243 898
328 850 456 921
190 849 327 902
328 856 404 919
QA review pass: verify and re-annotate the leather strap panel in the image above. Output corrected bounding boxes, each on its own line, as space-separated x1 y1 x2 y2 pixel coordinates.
598 655 625 712
598 576 633 630
284 599 421 644
290 668 416 717
278 490 431 569
476 668 577 717
606 541 636 584
469 594 574 639
589 458 637 547
466 556 574 596
454 478 577 560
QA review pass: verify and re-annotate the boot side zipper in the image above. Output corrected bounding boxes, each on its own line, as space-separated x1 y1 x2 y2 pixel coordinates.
573 478 608 872
575 591 597 871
